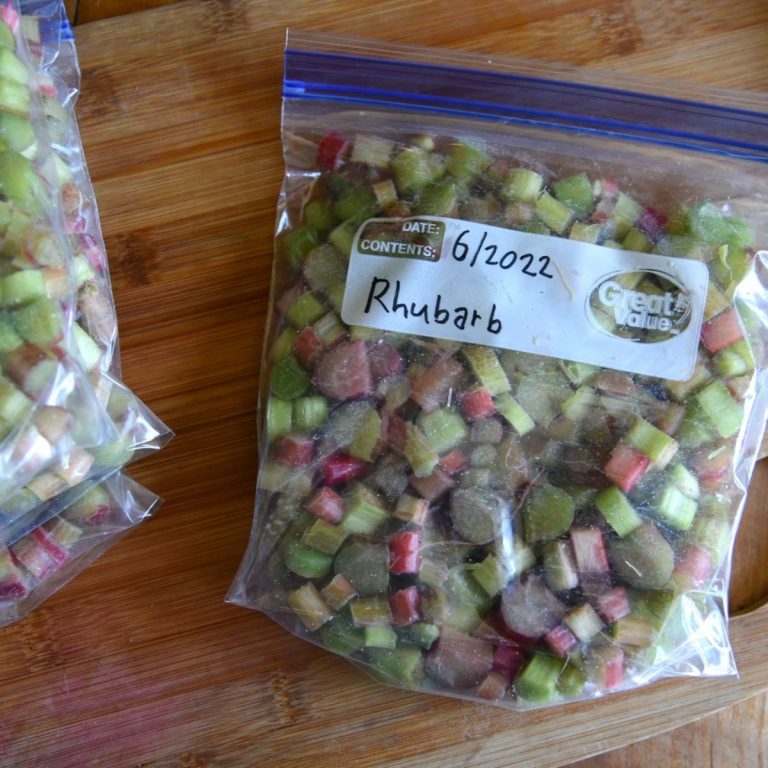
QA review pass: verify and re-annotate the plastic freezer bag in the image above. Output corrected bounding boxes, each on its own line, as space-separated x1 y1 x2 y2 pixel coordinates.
229 30 768 708
0 471 160 627
0 2 171 545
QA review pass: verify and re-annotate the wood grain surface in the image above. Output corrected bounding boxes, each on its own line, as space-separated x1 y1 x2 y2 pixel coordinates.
1 1 767 766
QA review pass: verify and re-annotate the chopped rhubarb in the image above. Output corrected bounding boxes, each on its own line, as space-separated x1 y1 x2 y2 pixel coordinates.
545 624 579 657
440 447 469 475
314 340 373 401
293 326 323 368
29 527 69 565
275 432 314 468
460 388 496 422
409 466 454 501
603 442 650 493
477 671 509 701
316 131 349 171
635 206 667 242
305 486 344 524
390 586 421 626
393 494 429 525
673 545 714 590
596 586 631 623
411 355 464 412
701 309 743 355
369 341 403 379
571 528 609 573
323 453 368 486
389 530 421 575
492 643 525 677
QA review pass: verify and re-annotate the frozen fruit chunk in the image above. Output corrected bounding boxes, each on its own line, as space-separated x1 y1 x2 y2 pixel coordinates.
314 340 373 401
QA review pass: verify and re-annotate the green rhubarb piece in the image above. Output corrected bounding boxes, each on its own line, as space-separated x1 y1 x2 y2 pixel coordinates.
287 291 326 328
0 22 13 51
462 345 510 396
367 644 424 687
392 147 432 195
0 377 30 423
551 172 594 219
287 583 332 631
626 418 678 467
609 523 674 590
347 405 382 462
495 392 535 436
713 339 754 378
333 186 378 223
320 616 366 656
560 360 597 386
292 395 328 430
1 269 45 306
351 134 394 168
692 514 731 565
371 178 397 207
515 220 551 236
417 407 469 454
622 227 652 253
328 219 358 257
668 463 699 499
450 488 507 545
515 372 571 427
523 483 575 543
325 282 346 312
503 168 544 202
704 283 730 321
403 422 439 478
0 316 22 352
415 180 457 215
612 192 642 224
595 486 643 537
543 540 578 592
557 661 586 698
629 589 677 630
535 191 573 234
446 142 490 180
677 400 717 449
302 519 348 554
561 385 597 421
688 202 753 249
12 297 62 344
282 226 320 268
0 50 29 86
267 396 293 440
0 80 29 117
613 616 654 648
341 482 388 535
92 440 134 468
569 222 602 243
654 483 697 531
303 198 337 232
334 540 389 596
406 622 440 649
271 328 297 361
516 653 563 702
351 596 392 627
73 324 102 371
365 626 398 649
303 243 348 293
471 553 512 596
270 355 310 400
320 574 357 610
259 462 312 495
695 380 743 438
283 538 333 579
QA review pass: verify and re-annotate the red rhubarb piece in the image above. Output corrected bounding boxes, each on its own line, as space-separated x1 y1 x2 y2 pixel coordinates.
425 628 495 689
604 442 650 492
409 467 454 501
369 342 404 379
501 576 565 641
389 530 422 575
275 433 314 468
477 671 509 701
571 528 609 573
545 624 579 658
29 528 69 565
440 448 468 475
389 586 421 626
411 356 464 412
323 453 368 486
385 412 407 452
596 586 631 623
692 444 731 492
673 545 714 590
314 341 373 401
595 370 636 397
305 486 344 524
635 207 667 242
293 327 323 368
460 388 496 422
492 644 525 677
316 131 350 171
701 309 743 354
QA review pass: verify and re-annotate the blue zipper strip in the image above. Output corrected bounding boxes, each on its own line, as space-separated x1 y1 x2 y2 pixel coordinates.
284 48 768 163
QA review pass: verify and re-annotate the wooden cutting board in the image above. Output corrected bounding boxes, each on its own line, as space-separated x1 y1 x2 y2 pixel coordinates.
1 1 767 766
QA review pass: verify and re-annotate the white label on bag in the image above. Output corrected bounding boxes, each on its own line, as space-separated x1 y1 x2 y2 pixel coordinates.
341 216 709 381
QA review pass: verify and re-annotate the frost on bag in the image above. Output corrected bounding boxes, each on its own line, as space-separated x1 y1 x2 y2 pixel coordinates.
229 31 768 708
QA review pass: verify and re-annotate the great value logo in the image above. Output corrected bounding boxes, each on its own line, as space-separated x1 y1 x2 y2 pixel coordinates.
587 270 693 342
